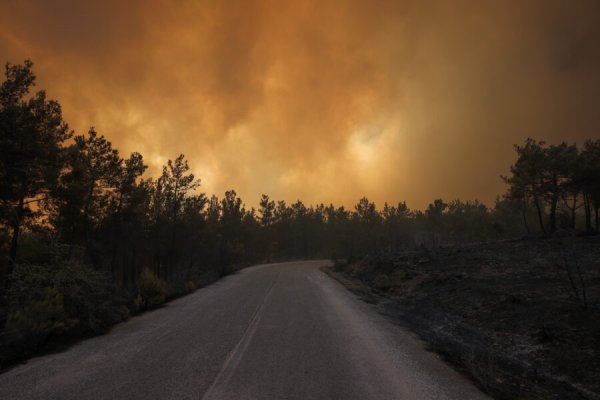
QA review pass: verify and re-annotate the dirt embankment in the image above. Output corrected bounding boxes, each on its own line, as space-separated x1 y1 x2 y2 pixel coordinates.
324 237 600 400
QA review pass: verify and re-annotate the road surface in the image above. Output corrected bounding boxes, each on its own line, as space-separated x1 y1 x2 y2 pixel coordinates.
0 260 489 399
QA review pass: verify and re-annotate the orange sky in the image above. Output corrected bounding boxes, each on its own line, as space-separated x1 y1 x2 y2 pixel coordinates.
1 0 599 209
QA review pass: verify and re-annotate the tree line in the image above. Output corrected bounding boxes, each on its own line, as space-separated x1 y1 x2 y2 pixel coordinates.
0 60 599 362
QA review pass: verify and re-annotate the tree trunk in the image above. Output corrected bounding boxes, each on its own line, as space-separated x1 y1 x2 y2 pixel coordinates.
110 240 118 282
110 192 124 282
8 195 25 277
548 174 558 233
533 196 547 235
571 195 577 229
595 200 599 233
549 193 558 233
522 199 530 234
82 181 96 246
168 228 176 283
583 194 592 232
130 250 137 289
121 250 128 289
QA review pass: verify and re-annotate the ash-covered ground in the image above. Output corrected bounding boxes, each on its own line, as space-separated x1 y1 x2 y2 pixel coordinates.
326 236 600 400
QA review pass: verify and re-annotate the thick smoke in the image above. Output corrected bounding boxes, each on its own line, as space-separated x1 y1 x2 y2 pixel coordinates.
1 0 599 208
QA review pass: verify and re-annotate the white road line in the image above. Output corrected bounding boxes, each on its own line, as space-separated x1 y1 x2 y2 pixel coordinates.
200 269 281 400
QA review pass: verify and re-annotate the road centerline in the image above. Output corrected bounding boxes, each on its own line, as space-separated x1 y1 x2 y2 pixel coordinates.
200 269 281 400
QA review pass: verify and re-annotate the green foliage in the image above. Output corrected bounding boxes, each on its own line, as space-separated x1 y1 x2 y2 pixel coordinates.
6 287 75 347
6 262 128 345
13 229 54 264
138 269 166 309
186 280 196 293
53 263 130 333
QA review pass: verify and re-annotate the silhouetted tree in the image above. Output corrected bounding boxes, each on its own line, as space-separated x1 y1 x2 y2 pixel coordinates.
0 60 71 280
576 140 600 232
544 142 578 233
106 152 147 284
157 154 200 280
353 197 381 254
259 194 275 227
503 138 548 234
220 190 245 268
382 201 413 250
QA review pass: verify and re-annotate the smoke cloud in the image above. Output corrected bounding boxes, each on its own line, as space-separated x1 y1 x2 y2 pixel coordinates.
1 0 599 208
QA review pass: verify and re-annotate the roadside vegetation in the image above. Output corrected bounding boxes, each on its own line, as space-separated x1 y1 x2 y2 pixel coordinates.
1 57 599 399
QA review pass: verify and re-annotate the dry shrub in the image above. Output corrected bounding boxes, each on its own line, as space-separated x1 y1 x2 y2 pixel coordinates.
6 287 75 348
138 269 166 310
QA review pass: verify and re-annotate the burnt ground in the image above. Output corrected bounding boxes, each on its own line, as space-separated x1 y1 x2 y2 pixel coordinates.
324 236 600 400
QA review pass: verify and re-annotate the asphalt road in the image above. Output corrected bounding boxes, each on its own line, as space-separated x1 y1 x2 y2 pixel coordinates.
0 260 489 399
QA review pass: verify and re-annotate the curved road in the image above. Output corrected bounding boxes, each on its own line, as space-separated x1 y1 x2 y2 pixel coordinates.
0 261 488 399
